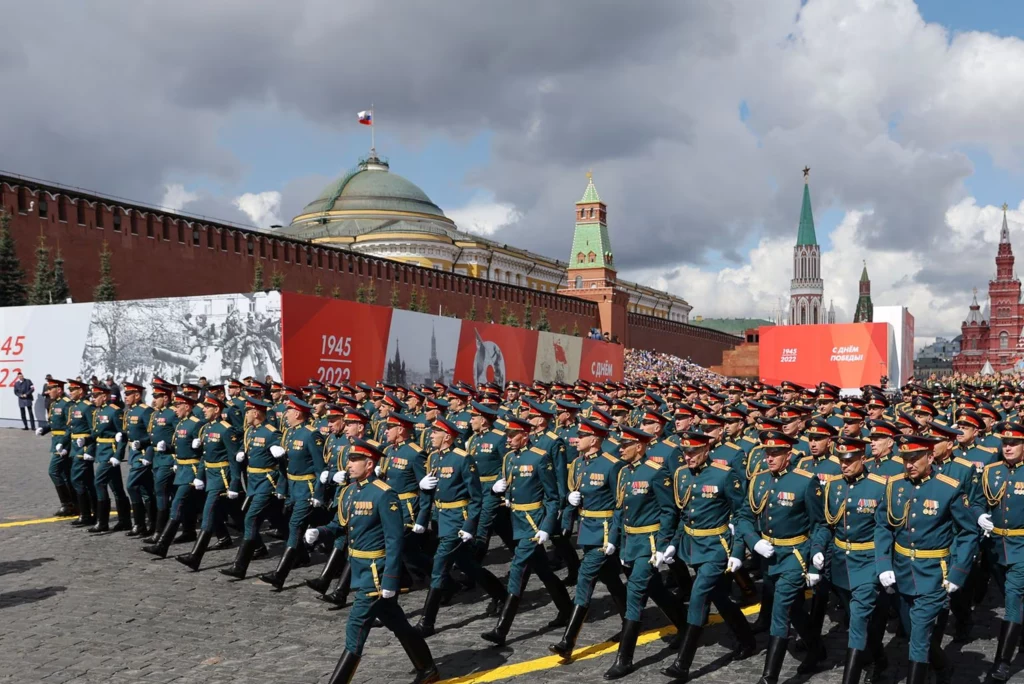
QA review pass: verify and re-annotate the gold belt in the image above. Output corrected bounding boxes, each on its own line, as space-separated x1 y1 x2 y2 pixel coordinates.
580 510 614 518
205 461 229 468
625 523 661 534
834 538 875 551
993 527 1024 537
97 438 115 444
398 492 419 501
761 534 809 547
437 499 469 509
894 543 949 559
479 475 499 483
72 432 89 438
349 548 387 560
174 458 200 465
51 430 66 436
685 524 729 537
247 466 277 474
511 502 543 512
287 473 316 481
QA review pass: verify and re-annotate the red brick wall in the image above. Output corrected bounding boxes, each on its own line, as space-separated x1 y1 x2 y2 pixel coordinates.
626 312 740 368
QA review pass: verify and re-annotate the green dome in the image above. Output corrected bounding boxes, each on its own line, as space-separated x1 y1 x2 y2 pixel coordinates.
296 157 447 219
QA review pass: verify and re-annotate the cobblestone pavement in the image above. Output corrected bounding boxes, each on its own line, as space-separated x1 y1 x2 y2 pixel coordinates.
0 429 1012 683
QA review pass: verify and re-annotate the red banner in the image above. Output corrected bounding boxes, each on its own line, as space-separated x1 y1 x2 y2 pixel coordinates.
281 293 393 385
453 321 539 385
758 323 891 390
579 338 625 382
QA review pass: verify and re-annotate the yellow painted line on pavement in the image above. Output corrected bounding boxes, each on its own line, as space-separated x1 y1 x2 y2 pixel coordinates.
0 513 118 529
437 602 762 684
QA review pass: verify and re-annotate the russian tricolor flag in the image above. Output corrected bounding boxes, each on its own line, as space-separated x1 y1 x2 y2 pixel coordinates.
358 110 373 125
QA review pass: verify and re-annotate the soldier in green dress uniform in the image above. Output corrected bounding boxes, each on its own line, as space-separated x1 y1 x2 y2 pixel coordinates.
465 402 515 561
306 403 355 599
38 379 76 516
88 384 131 533
867 419 905 477
141 384 178 544
67 380 97 527
319 439 440 684
954 409 1000 471
121 383 154 536
380 412 433 583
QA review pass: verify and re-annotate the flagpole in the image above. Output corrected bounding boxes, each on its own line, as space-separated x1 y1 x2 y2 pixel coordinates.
370 103 375 157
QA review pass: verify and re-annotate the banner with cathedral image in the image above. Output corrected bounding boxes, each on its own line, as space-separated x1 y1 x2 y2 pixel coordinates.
381 310 460 386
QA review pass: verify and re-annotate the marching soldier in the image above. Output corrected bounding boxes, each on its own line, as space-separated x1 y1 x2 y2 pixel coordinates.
867 419 905 477
380 412 433 583
121 383 155 536
88 384 131 533
954 409 1000 471
464 402 514 560
67 379 97 527
141 384 179 544
38 379 76 517
875 434 980 684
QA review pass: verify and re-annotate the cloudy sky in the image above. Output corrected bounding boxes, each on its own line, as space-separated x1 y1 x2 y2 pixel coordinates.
3 0 1023 348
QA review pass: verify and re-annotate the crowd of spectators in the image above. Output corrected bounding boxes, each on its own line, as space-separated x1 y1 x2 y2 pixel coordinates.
623 348 725 385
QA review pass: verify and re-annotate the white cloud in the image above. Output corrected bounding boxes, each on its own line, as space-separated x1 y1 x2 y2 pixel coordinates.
446 198 521 237
161 183 198 212
233 191 283 228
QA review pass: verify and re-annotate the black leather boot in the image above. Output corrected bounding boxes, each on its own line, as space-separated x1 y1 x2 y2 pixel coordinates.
70 491 93 526
125 504 148 537
906 661 927 684
258 546 300 590
88 500 111 533
111 498 132 531
219 538 258 579
54 484 77 517
142 508 168 544
549 604 588 659
603 619 641 679
481 594 522 646
398 625 441 684
211 534 233 550
414 588 445 637
718 598 757 659
323 564 352 608
327 650 360 684
662 623 702 680
175 529 212 571
841 648 866 684
990 620 1021 682
173 526 197 545
142 519 180 558
756 636 789 684
306 547 346 594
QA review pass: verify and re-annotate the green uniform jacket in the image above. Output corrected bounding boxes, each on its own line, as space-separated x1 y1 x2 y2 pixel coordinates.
91 403 124 461
243 422 282 495
501 446 560 540
674 460 750 564
531 429 569 504
424 446 482 537
197 420 242 493
170 415 205 486
123 403 153 469
44 398 71 452
982 461 1024 565
340 476 404 594
67 400 94 457
380 440 430 528
613 460 676 563
281 423 326 500
823 472 888 590
147 408 178 468
564 451 623 545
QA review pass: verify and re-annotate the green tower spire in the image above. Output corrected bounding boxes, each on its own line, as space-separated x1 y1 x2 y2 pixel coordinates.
568 172 614 272
796 166 817 246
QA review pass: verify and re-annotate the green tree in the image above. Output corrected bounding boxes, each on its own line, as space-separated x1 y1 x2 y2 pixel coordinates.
571 321 580 337
50 249 70 303
366 281 377 303
355 284 368 303
499 302 509 325
537 307 551 332
93 240 117 302
558 324 567 334
251 262 265 292
331 286 341 299
390 285 400 308
467 300 477 321
506 312 520 328
0 209 27 306
28 234 53 305
270 270 285 290
314 281 323 296
408 287 420 312
522 300 533 329
420 289 430 314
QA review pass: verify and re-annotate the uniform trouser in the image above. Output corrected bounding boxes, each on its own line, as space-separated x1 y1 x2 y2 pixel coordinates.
686 558 738 626
345 594 420 656
574 545 627 607
153 466 175 512
285 488 313 549
94 460 129 505
992 562 1024 625
199 490 231 538
895 589 947 663
242 490 277 543
506 538 562 597
402 529 434 578
477 495 515 555
622 559 659 622
769 569 813 639
430 533 504 595
169 483 198 522
48 451 72 488
70 456 96 507
125 467 154 509
833 582 881 650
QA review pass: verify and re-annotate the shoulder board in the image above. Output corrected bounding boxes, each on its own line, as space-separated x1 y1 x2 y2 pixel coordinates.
140 403 149 409
492 429 506 436
643 460 664 471
109 403 121 410
711 461 730 471
823 473 843 482
367 439 380 447
725 441 740 449
793 468 814 478
984 461 1002 472
799 435 810 443
529 446 547 455
978 445 998 453
265 424 277 432
952 457 975 469
889 473 905 482
188 416 199 423
936 473 960 488
601 452 619 464
546 430 559 440
828 455 841 464
453 448 468 457
891 455 904 464
608 437 620 445
220 420 231 428
372 479 391 492
408 442 423 453
868 473 888 484
741 435 757 444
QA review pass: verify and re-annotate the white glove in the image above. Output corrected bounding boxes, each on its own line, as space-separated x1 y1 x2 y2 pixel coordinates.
56 447 67 456
652 551 667 569
754 540 775 558
535 530 550 545
728 523 735 536
492 478 508 494
727 557 742 573
979 513 995 532
319 470 329 484
374 465 382 477
172 465 178 472
458 530 473 543
192 478 205 491
130 440 141 450
665 545 676 560
878 571 896 588
944 580 959 594
191 438 201 449
311 498 323 508
333 471 347 485
226 490 239 500
621 557 628 567
140 458 150 466
603 542 616 556
108 457 120 466
807 573 821 587
115 432 123 443
812 552 825 570
419 475 439 491
35 427 43 436
304 528 319 544
567 491 582 507
235 451 246 462
76 437 85 448
270 445 286 458
412 524 426 534
156 440 166 452
381 588 396 599
83 453 94 462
